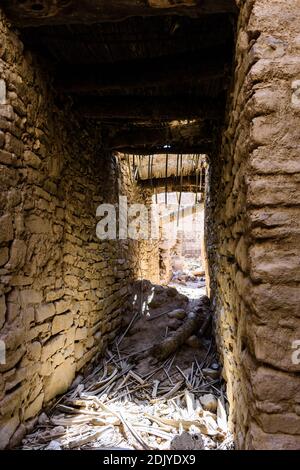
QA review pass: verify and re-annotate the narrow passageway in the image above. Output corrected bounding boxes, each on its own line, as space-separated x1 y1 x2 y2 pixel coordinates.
20 178 233 450
21 284 231 450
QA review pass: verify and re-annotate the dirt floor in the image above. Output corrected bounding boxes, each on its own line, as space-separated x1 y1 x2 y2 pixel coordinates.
20 260 233 450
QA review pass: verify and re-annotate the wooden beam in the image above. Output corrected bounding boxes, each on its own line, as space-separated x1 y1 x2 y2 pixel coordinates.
57 50 227 93
76 96 224 120
137 153 206 179
1 1 238 27
107 123 212 149
114 145 212 155
138 174 203 193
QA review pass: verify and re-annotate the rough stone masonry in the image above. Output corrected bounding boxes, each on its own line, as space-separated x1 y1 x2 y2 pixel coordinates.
0 10 159 448
206 0 300 450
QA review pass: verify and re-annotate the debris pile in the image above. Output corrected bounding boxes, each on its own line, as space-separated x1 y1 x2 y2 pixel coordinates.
169 258 206 299
21 282 233 450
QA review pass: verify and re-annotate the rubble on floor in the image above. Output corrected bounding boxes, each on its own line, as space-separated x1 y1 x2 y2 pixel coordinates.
20 281 233 451
169 257 206 299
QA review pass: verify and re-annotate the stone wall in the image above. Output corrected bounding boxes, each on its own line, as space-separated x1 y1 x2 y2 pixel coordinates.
206 0 300 450
0 11 158 448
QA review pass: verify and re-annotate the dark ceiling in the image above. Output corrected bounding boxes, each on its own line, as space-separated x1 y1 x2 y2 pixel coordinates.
0 0 238 155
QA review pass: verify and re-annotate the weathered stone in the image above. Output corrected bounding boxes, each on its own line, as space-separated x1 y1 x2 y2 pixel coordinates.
75 327 88 341
64 326 76 346
200 394 218 412
167 308 186 319
0 414 19 450
248 422 300 450
52 312 73 335
74 342 84 360
0 247 9 267
8 423 26 449
25 215 51 234
251 366 300 403
43 358 76 402
0 295 6 329
0 149 15 165
249 243 300 283
54 299 71 315
23 150 41 169
36 303 56 323
27 341 42 361
24 393 44 421
257 413 300 435
46 289 65 303
0 79 6 105
45 440 62 450
5 239 26 271
20 289 43 306
0 214 13 243
41 334 65 361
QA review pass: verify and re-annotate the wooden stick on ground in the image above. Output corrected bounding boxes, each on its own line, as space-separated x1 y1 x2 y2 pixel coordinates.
150 307 207 361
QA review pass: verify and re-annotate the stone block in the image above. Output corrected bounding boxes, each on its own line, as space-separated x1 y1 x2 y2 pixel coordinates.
249 243 300 283
0 214 13 243
257 413 300 435
0 415 19 450
41 334 65 361
251 366 300 403
20 289 43 306
5 133 24 156
46 289 65 303
23 150 41 169
0 79 6 105
74 342 84 360
43 358 75 402
36 303 56 323
248 422 300 450
235 236 249 273
54 299 70 315
25 215 51 234
24 393 44 421
0 295 6 329
0 104 15 121
64 275 79 288
27 341 42 361
0 150 15 165
5 239 26 271
52 312 73 335
0 247 9 267
247 175 300 206
75 327 88 341
64 326 75 346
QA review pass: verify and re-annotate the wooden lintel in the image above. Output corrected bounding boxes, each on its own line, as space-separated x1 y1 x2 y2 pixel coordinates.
57 50 227 93
77 96 224 121
0 1 238 27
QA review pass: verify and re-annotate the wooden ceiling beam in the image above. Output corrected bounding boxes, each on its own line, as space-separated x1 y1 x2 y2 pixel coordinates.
57 50 227 93
138 174 204 193
114 145 211 155
1 1 238 27
107 124 213 149
76 96 224 120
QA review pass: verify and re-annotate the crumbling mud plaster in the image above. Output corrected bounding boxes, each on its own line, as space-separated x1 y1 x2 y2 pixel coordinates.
0 12 158 449
206 0 300 450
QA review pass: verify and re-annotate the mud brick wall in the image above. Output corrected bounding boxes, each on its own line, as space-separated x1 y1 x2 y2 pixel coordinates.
0 11 158 448
206 0 300 450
